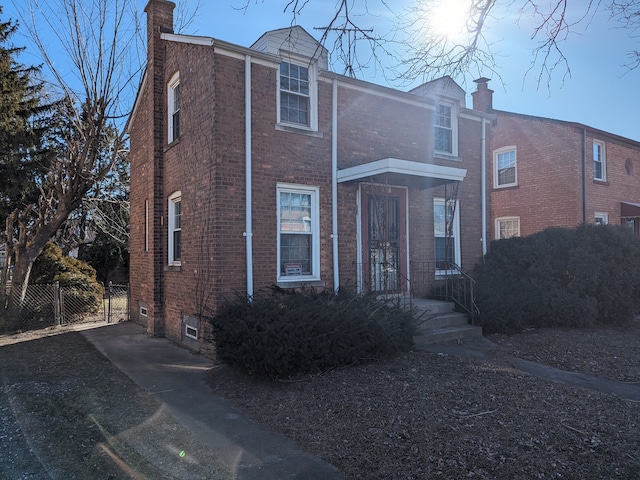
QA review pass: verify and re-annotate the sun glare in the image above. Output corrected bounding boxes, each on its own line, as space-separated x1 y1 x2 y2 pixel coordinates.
429 1 470 40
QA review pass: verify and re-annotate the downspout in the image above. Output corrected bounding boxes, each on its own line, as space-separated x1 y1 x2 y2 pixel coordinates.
244 55 254 300
582 128 587 224
481 118 488 256
331 78 340 293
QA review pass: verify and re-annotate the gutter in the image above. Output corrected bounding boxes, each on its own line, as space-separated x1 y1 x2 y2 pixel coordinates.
331 79 340 292
244 55 254 300
582 128 587 224
481 118 488 256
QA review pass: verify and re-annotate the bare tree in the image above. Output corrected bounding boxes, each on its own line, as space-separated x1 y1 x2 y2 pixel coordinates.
4 0 139 304
243 0 640 85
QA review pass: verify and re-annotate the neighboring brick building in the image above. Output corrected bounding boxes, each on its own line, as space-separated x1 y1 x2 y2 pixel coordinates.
129 0 493 350
472 78 640 241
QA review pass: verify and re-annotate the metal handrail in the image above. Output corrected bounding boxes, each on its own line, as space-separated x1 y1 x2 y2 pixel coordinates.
442 262 480 324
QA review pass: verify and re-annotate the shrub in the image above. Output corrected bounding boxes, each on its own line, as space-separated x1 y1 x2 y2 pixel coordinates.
30 243 104 316
207 287 416 379
476 224 640 333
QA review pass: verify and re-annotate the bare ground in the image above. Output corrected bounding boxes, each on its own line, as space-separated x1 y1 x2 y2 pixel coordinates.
1 320 639 479
207 320 640 479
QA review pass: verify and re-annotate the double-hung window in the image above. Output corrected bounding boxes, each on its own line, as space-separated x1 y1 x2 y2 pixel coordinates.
280 62 310 126
496 217 520 239
168 192 182 265
434 103 456 155
168 73 180 143
433 198 460 273
494 147 517 187
277 185 320 282
593 141 606 181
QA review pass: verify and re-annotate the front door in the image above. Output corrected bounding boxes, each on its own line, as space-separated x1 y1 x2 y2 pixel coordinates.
361 186 407 293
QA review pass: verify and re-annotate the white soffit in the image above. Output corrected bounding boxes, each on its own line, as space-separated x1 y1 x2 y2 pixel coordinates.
337 158 467 183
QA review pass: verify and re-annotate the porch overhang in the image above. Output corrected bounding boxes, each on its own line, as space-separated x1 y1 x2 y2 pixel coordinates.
337 158 467 189
621 202 640 218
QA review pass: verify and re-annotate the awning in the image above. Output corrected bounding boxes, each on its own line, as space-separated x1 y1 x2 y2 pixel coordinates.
621 202 640 217
337 158 467 189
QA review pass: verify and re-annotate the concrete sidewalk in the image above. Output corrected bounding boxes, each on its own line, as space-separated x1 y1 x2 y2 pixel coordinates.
82 321 344 480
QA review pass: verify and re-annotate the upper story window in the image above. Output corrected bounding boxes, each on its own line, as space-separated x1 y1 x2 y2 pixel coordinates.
278 60 318 131
277 184 320 282
168 191 182 266
494 146 517 188
434 103 457 156
496 217 520 239
593 140 606 181
168 73 180 143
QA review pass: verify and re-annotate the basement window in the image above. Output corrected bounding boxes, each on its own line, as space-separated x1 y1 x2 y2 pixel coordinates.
185 324 198 340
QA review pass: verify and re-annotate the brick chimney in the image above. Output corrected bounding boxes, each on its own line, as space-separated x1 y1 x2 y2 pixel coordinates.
472 77 493 113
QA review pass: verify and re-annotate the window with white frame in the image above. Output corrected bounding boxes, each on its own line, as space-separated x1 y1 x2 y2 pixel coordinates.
279 61 317 129
168 73 180 143
593 140 606 181
168 191 182 265
496 217 520 239
494 147 517 187
277 185 320 281
433 198 460 272
434 103 457 155
594 212 608 225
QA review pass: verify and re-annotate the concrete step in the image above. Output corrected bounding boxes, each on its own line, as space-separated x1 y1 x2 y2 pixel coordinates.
414 324 483 345
410 298 455 315
417 311 469 331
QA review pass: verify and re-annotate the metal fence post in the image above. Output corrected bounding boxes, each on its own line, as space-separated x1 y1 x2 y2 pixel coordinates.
107 281 113 323
53 281 61 325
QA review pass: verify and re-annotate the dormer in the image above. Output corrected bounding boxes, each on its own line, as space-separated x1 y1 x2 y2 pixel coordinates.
253 27 328 134
411 76 465 158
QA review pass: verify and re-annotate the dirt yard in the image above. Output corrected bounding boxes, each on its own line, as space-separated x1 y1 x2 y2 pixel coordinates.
1 319 639 479
207 321 640 479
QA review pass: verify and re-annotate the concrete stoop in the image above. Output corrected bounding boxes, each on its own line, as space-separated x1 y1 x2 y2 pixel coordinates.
411 298 483 345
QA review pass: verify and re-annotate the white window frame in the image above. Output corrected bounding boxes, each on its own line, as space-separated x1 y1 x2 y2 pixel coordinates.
277 57 318 131
434 102 458 156
434 198 461 275
593 140 606 181
494 146 517 188
495 216 520 240
595 212 608 225
168 72 180 143
168 191 182 266
276 184 320 283
184 324 198 340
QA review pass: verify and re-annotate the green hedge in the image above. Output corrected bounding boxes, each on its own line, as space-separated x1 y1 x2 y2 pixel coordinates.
475 224 640 333
207 287 416 379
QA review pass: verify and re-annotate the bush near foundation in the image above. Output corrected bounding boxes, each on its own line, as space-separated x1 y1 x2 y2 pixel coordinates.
475 224 640 333
207 287 416 379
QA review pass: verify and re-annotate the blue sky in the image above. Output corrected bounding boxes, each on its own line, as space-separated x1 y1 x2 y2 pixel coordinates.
5 0 639 141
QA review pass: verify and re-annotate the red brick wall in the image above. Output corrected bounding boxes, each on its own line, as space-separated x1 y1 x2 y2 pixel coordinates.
489 112 640 240
490 113 583 238
132 5 489 349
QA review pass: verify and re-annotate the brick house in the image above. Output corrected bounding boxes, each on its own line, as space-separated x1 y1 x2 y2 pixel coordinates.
129 0 493 350
472 78 640 241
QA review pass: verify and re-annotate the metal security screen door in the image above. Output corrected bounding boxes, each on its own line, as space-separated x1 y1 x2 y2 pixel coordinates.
362 186 407 293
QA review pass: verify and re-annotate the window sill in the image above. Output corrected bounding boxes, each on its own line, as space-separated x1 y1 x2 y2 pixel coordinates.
164 138 180 151
593 179 609 186
276 279 325 289
276 123 323 138
433 152 460 161
493 184 518 191
165 264 182 272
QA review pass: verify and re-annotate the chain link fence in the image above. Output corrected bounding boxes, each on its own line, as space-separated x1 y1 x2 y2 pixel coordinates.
1 282 129 332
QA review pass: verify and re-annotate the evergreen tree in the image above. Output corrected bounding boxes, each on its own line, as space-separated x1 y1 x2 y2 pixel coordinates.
0 9 52 223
